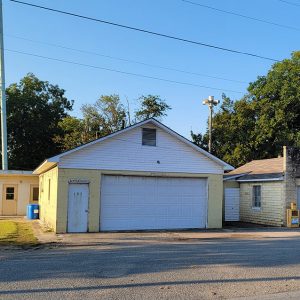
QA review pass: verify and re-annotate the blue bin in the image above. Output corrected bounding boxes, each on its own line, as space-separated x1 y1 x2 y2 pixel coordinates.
27 204 39 220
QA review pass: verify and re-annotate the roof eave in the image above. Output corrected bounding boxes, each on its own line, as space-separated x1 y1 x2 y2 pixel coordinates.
35 118 234 172
149 119 234 170
237 177 284 182
50 118 156 162
33 159 58 175
0 170 36 176
224 173 250 181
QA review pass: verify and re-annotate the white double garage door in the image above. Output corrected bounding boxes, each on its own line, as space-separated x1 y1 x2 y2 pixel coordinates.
68 175 208 232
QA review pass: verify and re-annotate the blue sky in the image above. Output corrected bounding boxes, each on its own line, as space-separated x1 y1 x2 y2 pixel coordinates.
3 0 300 137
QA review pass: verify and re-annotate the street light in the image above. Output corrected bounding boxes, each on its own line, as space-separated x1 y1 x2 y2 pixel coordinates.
202 96 220 153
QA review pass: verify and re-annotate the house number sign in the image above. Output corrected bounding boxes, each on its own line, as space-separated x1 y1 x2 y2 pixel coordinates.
68 179 90 184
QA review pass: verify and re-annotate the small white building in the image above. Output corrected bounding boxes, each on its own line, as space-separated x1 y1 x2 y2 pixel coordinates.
34 118 233 233
0 171 39 216
224 146 300 226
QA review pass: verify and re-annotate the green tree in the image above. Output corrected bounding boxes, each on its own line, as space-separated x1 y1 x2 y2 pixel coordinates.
81 94 127 138
54 116 85 151
134 95 171 121
5 73 73 170
57 94 172 151
192 52 300 167
190 131 208 152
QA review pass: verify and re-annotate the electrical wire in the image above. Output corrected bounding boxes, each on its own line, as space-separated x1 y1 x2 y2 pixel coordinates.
5 48 243 94
182 0 300 31
6 34 247 84
278 0 300 7
8 0 279 62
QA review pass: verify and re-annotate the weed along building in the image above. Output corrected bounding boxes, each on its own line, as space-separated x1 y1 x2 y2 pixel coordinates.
34 119 233 233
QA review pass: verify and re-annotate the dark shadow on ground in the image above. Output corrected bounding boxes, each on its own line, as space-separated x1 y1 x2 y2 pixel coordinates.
224 221 279 229
1 276 300 295
1 235 300 284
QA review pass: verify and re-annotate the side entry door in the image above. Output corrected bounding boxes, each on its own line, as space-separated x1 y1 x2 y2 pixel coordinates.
67 184 89 233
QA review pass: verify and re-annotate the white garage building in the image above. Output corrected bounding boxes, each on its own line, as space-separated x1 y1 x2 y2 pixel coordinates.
34 118 233 233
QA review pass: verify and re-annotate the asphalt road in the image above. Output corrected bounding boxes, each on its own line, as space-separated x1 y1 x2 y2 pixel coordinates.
1 231 300 299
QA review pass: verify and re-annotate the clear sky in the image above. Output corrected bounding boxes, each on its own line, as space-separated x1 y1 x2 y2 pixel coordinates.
3 0 300 137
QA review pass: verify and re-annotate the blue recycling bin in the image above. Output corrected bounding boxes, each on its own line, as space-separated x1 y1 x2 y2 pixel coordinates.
27 204 39 220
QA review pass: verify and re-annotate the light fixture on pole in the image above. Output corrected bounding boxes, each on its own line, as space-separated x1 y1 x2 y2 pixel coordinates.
202 95 219 153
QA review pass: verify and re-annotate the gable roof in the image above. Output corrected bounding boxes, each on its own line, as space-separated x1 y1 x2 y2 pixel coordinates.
224 157 284 182
227 157 284 176
33 118 233 174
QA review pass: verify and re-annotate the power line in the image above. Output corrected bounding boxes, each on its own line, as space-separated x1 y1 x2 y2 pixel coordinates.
8 0 279 62
182 0 300 32
6 34 247 84
278 0 300 7
5 48 243 94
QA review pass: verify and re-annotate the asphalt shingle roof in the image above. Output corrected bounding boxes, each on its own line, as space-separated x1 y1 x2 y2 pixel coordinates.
227 157 284 176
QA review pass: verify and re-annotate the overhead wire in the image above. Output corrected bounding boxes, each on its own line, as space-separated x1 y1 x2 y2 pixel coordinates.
6 34 247 84
181 0 300 32
5 48 243 94
8 0 279 62
277 0 300 7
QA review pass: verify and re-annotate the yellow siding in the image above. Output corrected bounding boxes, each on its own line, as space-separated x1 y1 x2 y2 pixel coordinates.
56 169 100 233
207 174 223 228
0 175 39 215
53 169 223 233
240 181 284 226
39 167 58 231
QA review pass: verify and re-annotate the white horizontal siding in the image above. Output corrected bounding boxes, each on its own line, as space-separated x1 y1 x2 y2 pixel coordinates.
59 124 223 174
225 188 240 221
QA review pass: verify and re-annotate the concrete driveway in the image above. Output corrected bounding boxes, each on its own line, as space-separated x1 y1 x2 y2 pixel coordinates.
1 229 300 299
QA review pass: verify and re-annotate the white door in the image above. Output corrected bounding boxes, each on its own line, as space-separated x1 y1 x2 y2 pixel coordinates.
67 184 89 233
297 186 300 210
100 175 207 231
225 188 240 221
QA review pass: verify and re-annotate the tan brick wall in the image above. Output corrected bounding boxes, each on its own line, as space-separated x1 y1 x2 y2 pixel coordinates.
240 181 284 226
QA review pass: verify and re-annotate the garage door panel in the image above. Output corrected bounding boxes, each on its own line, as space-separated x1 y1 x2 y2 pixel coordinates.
100 175 207 231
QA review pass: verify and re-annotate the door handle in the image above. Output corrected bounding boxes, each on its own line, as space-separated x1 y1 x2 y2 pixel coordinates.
85 210 89 213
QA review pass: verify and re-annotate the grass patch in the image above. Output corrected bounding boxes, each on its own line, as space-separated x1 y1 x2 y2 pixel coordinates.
0 220 39 247
0 221 17 239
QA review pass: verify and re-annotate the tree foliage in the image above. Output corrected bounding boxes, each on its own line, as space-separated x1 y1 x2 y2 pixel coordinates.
53 116 85 152
3 75 171 169
81 94 127 137
56 95 171 152
135 95 171 121
5 73 73 169
192 52 300 167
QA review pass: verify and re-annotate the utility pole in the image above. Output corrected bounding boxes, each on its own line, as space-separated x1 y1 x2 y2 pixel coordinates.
202 95 219 153
0 0 7 170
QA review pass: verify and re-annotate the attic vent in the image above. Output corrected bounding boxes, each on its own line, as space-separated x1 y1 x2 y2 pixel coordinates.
142 128 156 146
